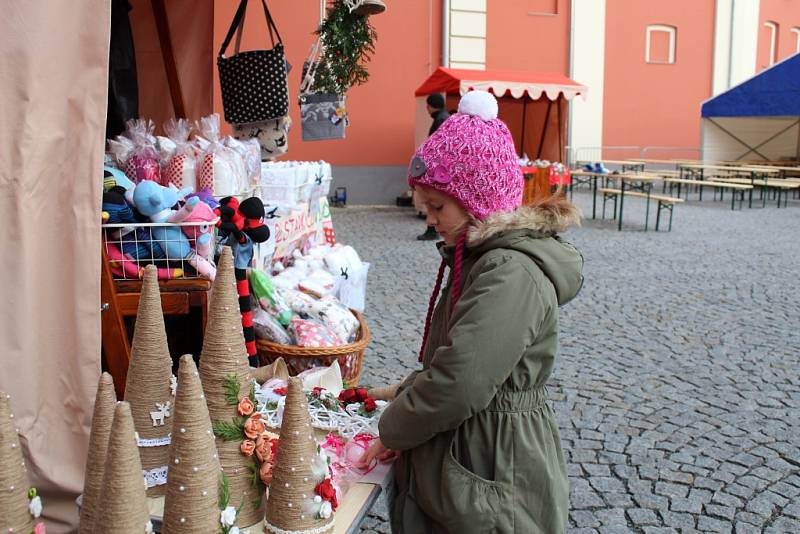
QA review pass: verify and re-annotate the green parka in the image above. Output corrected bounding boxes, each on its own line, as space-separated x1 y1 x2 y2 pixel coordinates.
378 204 584 534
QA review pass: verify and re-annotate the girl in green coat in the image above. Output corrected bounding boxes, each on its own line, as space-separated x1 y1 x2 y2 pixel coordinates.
359 91 584 533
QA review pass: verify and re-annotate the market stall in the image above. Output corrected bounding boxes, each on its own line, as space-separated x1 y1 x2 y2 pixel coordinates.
1 0 391 532
413 67 587 163
701 53 800 163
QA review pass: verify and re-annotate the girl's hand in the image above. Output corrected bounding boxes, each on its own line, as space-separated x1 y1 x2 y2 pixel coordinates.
356 438 396 469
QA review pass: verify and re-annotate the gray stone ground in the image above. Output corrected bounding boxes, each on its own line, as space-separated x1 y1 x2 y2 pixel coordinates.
333 186 800 534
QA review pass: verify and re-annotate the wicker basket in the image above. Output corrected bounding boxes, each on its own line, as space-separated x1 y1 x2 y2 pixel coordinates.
255 311 370 387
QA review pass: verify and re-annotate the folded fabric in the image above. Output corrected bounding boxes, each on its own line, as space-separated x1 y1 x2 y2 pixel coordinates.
289 317 342 348
309 296 360 343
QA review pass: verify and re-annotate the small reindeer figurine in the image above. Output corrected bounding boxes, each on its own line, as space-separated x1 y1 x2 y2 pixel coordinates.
149 401 171 426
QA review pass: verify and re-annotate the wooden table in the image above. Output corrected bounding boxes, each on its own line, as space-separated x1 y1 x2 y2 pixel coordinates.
571 171 660 229
679 164 781 207
577 159 645 173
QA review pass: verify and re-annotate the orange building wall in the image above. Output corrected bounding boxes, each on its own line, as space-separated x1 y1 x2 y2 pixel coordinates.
485 0 571 74
757 0 800 72
212 0 442 166
602 0 715 157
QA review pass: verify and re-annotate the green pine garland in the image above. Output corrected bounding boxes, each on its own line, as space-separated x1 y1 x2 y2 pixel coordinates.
313 0 378 95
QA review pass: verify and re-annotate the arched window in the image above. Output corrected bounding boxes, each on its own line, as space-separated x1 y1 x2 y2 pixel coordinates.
646 25 676 64
791 27 800 54
764 21 779 66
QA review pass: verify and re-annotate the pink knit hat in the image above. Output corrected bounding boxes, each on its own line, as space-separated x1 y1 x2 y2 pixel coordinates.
408 91 523 220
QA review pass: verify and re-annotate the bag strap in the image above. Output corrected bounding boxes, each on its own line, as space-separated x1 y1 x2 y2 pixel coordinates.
219 0 283 58
299 39 323 97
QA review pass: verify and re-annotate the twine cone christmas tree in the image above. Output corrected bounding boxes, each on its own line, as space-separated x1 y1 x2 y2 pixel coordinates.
265 378 334 534
163 355 222 533
78 373 117 534
0 392 36 534
125 264 175 497
96 402 150 534
200 247 265 527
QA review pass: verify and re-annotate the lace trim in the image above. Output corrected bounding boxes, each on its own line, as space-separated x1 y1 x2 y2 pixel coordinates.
264 518 334 534
143 465 168 488
136 433 171 448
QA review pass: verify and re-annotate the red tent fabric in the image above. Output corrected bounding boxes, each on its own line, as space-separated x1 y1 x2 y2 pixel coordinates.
414 67 587 101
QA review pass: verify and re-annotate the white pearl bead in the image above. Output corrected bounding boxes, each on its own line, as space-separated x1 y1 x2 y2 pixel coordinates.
180 518 185 523
288 503 293 508
9 485 15 491
285 483 289 487
291 467 295 472
10 444 16 449
202 490 208 496
304 477 308 482
174 459 180 464
180 428 186 433
179 486 185 491
193 467 199 472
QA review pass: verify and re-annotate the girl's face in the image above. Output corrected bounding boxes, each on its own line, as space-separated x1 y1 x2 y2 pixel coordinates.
414 186 471 245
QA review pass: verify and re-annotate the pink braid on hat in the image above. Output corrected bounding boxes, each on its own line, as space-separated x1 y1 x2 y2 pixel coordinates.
408 90 523 221
418 230 468 362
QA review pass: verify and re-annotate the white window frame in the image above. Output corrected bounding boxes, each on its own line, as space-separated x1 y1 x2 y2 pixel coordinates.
764 21 778 66
791 27 800 54
645 25 676 64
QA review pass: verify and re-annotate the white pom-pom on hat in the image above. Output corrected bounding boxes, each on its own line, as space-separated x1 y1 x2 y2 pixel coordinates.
457 90 498 121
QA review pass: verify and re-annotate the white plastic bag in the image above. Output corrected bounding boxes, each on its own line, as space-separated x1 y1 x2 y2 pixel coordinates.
337 262 369 313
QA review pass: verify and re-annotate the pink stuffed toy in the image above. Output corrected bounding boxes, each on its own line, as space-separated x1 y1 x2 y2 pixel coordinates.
180 200 217 261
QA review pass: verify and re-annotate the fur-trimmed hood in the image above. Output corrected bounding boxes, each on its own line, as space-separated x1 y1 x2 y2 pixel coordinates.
467 202 581 247
463 202 584 306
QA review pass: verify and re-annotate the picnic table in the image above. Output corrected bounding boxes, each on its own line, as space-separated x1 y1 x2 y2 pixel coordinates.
678 164 781 208
577 159 645 173
571 171 665 230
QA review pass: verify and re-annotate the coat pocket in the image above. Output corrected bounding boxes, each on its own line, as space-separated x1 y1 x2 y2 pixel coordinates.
437 434 511 533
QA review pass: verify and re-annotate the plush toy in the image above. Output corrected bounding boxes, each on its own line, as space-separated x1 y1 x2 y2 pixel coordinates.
105 242 183 280
215 196 270 365
132 180 217 280
180 200 217 260
102 185 183 280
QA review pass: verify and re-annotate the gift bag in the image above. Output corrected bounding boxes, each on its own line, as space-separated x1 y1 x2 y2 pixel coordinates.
300 93 347 141
194 114 248 197
298 40 347 142
233 115 290 158
217 0 289 124
161 118 197 191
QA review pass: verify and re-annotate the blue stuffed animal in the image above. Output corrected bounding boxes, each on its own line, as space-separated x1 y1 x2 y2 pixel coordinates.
132 180 217 280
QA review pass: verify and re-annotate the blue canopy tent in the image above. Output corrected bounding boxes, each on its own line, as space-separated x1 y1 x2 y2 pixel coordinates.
701 53 800 162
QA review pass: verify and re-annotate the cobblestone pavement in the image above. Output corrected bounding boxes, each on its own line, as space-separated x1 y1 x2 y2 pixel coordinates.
334 188 800 533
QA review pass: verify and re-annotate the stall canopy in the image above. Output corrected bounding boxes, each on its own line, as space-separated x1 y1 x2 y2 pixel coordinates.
414 67 587 162
701 53 800 162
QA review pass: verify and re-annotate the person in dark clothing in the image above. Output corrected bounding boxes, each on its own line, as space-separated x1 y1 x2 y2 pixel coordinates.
418 93 451 240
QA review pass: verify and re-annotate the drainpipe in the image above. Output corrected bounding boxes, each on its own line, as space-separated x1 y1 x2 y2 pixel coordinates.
442 0 450 68
727 0 735 88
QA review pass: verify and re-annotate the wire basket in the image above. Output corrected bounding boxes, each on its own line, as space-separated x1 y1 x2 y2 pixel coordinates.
102 218 218 280
255 311 370 387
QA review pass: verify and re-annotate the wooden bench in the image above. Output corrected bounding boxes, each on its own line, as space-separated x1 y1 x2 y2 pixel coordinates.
708 177 800 207
663 177 752 209
599 188 683 231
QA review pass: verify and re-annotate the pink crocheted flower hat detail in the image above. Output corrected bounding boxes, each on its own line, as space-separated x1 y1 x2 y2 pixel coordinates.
408 90 523 220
